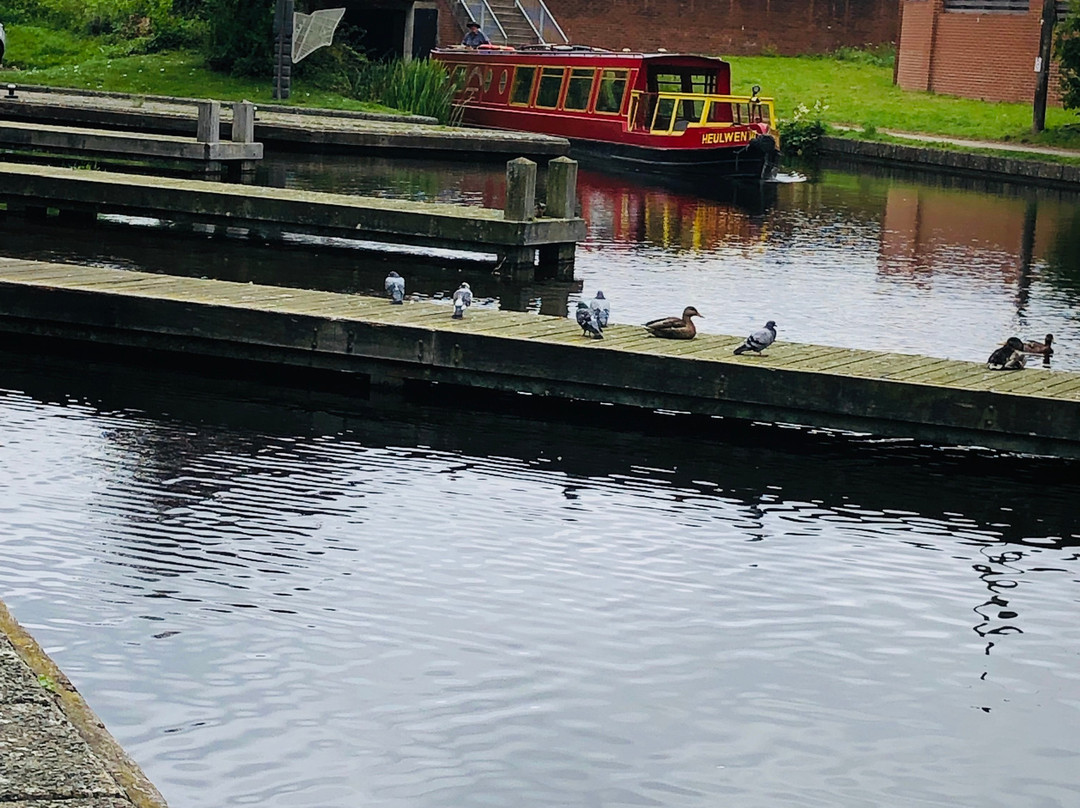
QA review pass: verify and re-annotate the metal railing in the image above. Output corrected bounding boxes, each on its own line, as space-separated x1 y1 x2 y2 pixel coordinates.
455 0 509 45
628 91 777 136
515 0 569 45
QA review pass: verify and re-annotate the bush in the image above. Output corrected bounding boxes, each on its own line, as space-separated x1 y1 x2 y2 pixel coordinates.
781 99 830 159
829 44 896 70
1056 1 1080 112
203 0 273 76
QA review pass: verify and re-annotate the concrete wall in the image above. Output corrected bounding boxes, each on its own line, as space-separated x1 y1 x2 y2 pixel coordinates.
434 0 899 55
896 0 1062 104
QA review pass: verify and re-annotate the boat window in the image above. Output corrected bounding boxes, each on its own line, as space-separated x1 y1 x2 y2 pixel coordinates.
535 68 565 108
651 70 718 94
510 66 537 105
594 69 628 114
484 68 493 92
651 96 677 132
562 68 594 110
706 100 734 124
679 98 704 125
498 69 508 95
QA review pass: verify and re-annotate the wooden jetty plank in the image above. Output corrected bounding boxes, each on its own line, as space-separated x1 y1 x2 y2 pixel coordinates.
0 162 586 276
2 258 1080 456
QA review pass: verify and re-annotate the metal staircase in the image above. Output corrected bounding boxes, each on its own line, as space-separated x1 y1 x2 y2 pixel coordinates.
450 0 568 47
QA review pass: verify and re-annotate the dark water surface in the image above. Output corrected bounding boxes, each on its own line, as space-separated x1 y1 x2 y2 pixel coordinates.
1 349 1078 808
2 157 1080 807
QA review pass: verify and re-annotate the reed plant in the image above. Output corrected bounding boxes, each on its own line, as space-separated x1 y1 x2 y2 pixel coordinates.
351 58 461 124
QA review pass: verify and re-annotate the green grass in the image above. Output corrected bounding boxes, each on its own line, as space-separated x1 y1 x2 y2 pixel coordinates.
1 25 399 113
729 54 1080 149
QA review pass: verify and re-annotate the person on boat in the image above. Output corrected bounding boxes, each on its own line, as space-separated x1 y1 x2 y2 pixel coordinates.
462 21 490 48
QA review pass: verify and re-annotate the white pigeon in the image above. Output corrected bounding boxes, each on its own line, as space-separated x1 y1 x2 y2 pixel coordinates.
384 270 405 304
589 291 610 328
452 282 472 319
733 320 777 355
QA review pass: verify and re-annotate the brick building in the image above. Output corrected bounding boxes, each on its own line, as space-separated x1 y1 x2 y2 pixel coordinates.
434 0 898 55
896 0 1064 105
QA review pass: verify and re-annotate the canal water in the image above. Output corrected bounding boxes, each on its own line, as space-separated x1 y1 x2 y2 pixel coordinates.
1 157 1079 808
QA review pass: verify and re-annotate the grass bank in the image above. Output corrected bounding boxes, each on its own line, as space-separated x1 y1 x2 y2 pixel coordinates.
729 54 1080 150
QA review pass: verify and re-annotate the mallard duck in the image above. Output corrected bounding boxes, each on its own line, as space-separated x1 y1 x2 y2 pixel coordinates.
589 291 610 328
451 282 472 319
645 306 702 340
733 320 777 355
384 270 405 304
1022 333 1053 356
987 337 1025 370
575 302 604 339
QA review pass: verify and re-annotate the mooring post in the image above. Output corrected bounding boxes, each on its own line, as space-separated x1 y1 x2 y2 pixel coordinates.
504 157 537 222
535 156 579 280
196 100 221 144
545 156 578 219
232 100 256 143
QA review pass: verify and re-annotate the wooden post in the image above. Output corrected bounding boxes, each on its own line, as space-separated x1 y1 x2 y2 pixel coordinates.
196 100 221 144
1033 0 1057 133
545 156 578 219
504 157 537 222
232 100 256 143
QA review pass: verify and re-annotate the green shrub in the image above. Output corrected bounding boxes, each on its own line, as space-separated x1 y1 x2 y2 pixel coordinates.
203 0 273 76
1056 1 1080 112
780 99 830 159
828 44 896 69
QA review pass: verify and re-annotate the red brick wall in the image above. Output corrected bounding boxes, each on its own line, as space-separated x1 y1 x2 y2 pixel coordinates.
434 0 899 55
897 0 1062 105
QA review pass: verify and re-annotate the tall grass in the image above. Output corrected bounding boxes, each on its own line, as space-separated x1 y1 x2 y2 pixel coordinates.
351 59 461 124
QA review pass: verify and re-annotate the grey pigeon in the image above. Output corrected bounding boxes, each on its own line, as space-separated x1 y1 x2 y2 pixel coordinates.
452 282 472 319
733 320 777 355
384 270 405 304
576 301 604 339
589 291 610 328
987 337 1026 370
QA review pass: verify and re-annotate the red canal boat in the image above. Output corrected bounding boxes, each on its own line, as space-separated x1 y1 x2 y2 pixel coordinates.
433 44 780 180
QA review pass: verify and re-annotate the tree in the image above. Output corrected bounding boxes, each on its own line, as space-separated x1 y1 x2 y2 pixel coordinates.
1055 0 1080 111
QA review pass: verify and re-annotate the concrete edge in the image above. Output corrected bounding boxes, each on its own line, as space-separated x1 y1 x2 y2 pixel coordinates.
0 598 169 808
10 82 439 124
818 136 1080 190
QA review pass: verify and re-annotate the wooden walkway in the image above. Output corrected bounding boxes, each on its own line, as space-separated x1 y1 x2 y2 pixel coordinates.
1 257 1078 457
0 118 262 172
0 87 569 159
0 162 585 276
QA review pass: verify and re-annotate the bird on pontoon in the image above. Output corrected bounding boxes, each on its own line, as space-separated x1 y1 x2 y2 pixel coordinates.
987 337 1026 370
589 291 610 329
384 270 405 304
452 282 472 319
644 306 702 340
576 301 604 339
733 320 777 356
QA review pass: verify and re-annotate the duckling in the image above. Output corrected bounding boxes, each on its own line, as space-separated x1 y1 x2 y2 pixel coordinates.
589 291 610 329
733 320 777 356
451 282 472 319
987 337 1026 370
1022 333 1053 356
384 270 405 304
645 306 702 340
575 301 604 339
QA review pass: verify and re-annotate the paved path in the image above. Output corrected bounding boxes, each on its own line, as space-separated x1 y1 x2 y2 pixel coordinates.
836 125 1080 158
0 599 168 808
